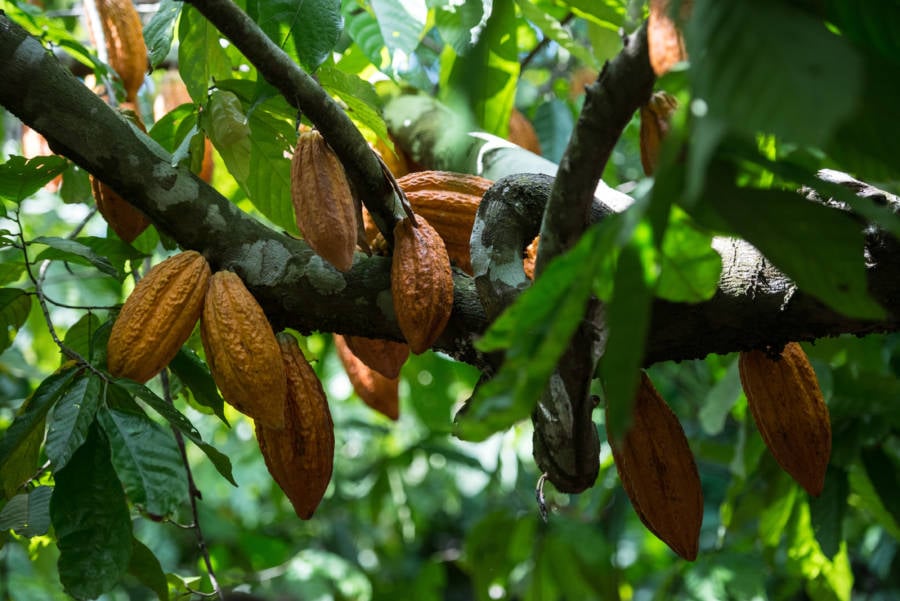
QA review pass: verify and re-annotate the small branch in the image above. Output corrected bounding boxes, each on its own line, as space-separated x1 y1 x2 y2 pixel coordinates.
182 0 403 245
161 370 225 601
520 12 575 71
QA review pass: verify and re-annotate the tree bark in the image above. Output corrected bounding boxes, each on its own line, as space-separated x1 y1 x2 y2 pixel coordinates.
0 12 898 373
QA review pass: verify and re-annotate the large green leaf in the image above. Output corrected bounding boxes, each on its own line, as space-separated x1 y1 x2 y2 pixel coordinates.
810 466 849 559
62 313 102 365
144 0 182 68
709 185 884 320
31 236 120 280
456 217 621 441
128 537 169 601
0 288 32 354
344 3 388 70
317 63 389 142
532 99 574 164
0 485 52 537
656 209 721 303
250 0 343 72
178 6 232 102
0 367 80 472
45 374 103 473
860 445 900 529
439 0 519 136
113 379 236 486
206 89 252 185
0 156 68 203
687 0 861 148
97 405 187 519
371 0 427 58
169 348 228 424
50 424 133 601
429 0 490 55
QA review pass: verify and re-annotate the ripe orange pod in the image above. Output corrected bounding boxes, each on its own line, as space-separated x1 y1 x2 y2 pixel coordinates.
334 334 400 420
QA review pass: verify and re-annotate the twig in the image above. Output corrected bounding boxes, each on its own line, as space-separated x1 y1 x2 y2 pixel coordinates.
160 370 225 601
520 12 575 71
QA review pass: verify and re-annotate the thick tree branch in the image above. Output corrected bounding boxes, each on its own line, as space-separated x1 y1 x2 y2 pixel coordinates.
182 0 403 244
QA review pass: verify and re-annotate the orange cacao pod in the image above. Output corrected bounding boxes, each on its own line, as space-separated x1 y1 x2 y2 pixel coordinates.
391 215 455 354
394 171 493 274
90 105 151 242
342 334 408 379
608 372 703 561
257 333 334 519
648 0 692 76
86 0 148 103
334 334 399 420
508 108 542 155
200 271 287 429
107 251 211 383
639 91 678 176
372 135 410 178
738 342 831 496
290 130 358 272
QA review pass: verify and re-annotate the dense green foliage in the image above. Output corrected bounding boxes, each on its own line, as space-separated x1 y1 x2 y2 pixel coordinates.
1 0 899 599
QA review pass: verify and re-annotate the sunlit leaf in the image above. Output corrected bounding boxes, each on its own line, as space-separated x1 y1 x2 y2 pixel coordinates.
0 288 32 354
45 374 103 473
251 0 343 72
144 0 182 68
516 0 598 68
371 0 427 58
0 156 68 203
31 236 120 280
656 210 721 302
178 6 232 102
430 0 490 55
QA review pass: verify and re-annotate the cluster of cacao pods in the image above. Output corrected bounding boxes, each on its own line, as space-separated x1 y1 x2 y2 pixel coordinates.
107 252 334 518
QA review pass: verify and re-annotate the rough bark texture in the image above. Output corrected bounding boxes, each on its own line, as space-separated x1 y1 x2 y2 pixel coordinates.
1 12 899 375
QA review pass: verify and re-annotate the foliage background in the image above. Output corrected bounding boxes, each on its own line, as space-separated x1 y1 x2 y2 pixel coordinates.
0 0 899 600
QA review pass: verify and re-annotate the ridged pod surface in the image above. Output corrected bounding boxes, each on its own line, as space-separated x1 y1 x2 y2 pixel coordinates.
639 91 678 176
342 334 408 379
107 251 211 383
290 130 358 272
257 333 334 519
608 372 703 561
739 342 832 496
334 334 399 420
201 271 286 429
86 0 148 103
90 104 150 242
391 215 455 354
394 171 493 274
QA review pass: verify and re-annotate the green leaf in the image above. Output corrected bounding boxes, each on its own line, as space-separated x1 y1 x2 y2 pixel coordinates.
97 405 187 519
532 99 574 163
50 424 133 601
710 186 884 320
687 0 862 147
168 348 228 424
72 236 148 276
0 156 68 203
516 0 598 67
0 249 25 286
251 0 343 72
456 218 619 441
0 367 80 472
371 0 427 57
244 101 297 232
31 236 120 280
129 537 170 601
810 466 849 559
601 241 657 441
430 0 490 55
439 0 519 135
344 6 388 70
62 313 102 365
178 6 232 102
656 210 721 302
45 374 103 473
206 89 252 184
0 288 32 354
758 482 797 548
0 410 43 498
860 445 900 528
144 0 182 68
698 357 742 436
0 486 52 537
318 63 389 141
113 379 237 486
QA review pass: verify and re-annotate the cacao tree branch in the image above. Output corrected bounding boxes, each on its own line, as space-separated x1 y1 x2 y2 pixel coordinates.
181 0 403 244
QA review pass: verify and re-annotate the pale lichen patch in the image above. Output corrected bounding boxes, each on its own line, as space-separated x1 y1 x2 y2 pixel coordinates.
241 239 292 286
205 204 227 230
303 255 347 295
150 165 198 208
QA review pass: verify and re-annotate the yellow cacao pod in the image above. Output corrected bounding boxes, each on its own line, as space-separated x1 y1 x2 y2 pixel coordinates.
200 271 287 429
86 0 148 103
107 251 211 383
393 171 493 274
608 372 703 561
391 215 455 355
333 334 400 420
257 333 334 519
290 130 358 272
639 91 678 176
372 135 410 179
508 108 542 155
738 342 831 496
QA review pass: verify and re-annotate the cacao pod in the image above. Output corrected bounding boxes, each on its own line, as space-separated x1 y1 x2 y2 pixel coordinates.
523 236 540 280
201 271 287 429
257 332 334 519
648 0 692 76
639 91 678 176
290 129 358 272
738 342 831 496
391 215 455 354
608 372 703 561
334 334 400 420
392 171 494 274
85 0 148 103
372 135 410 179
508 108 542 155
107 251 211 383
342 334 408 380
90 104 151 242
